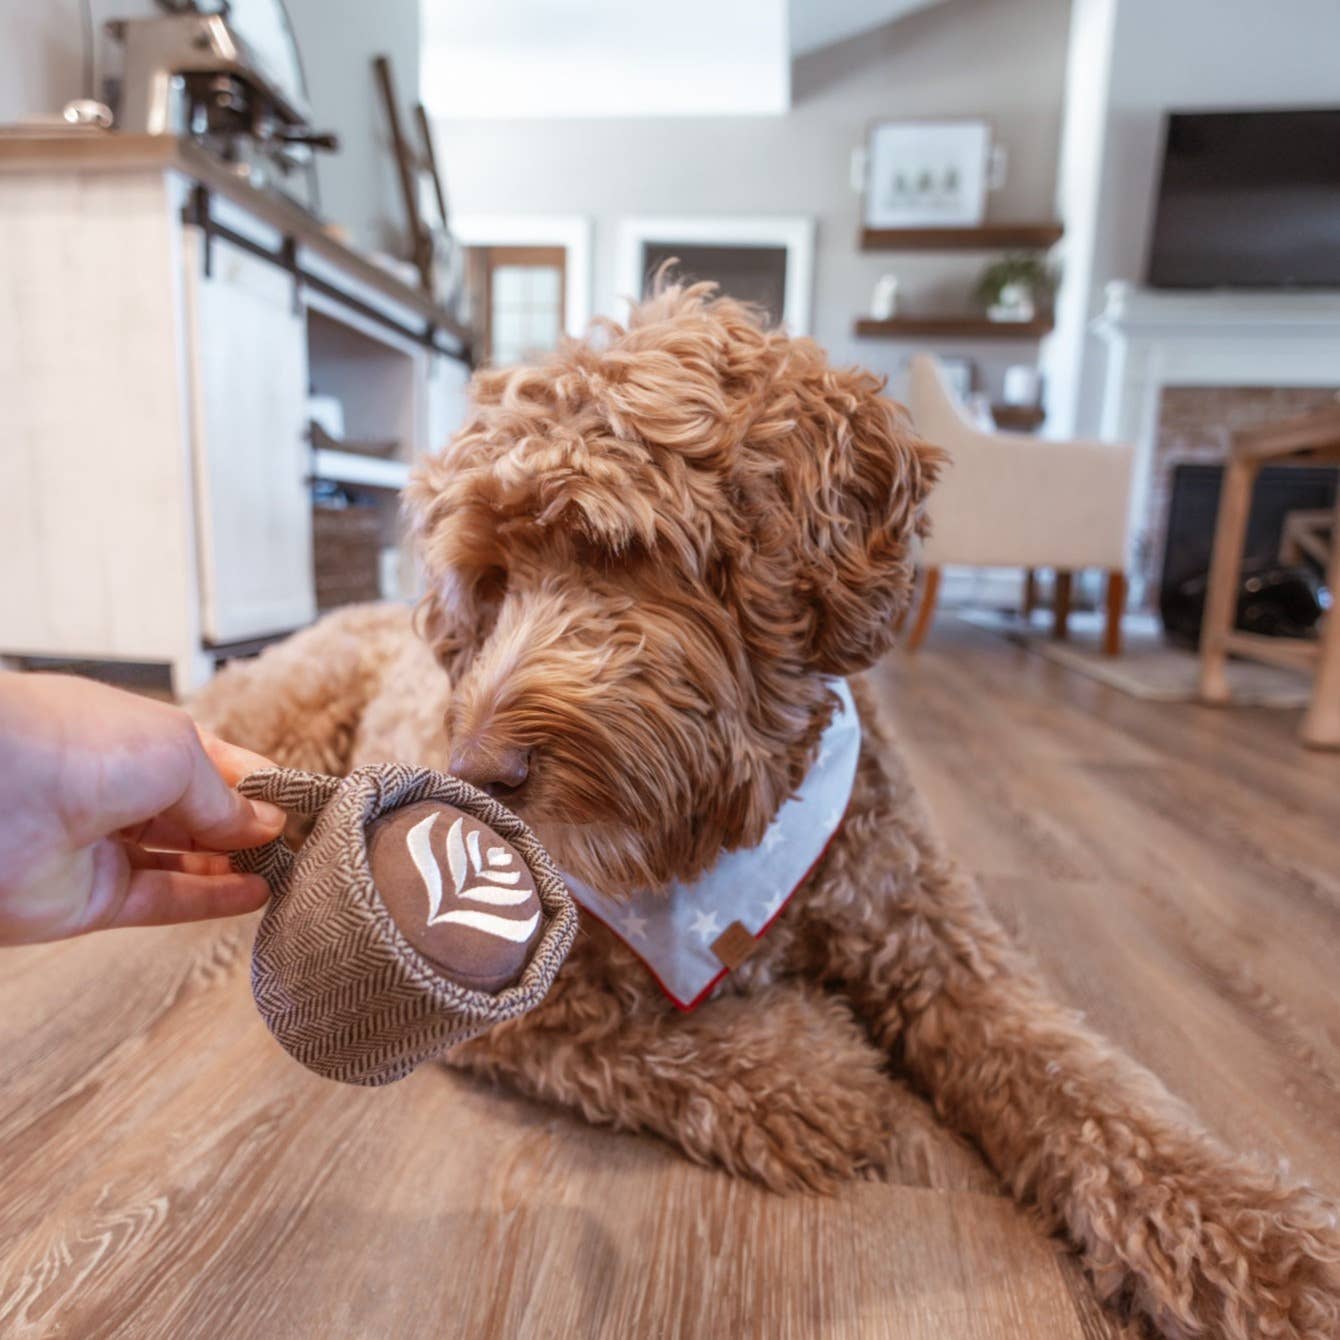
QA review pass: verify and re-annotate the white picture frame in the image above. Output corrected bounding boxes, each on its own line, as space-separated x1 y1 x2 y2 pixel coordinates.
612 215 816 335
864 120 991 229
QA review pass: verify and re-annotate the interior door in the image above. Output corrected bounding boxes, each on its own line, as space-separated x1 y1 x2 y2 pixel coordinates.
185 232 315 644
467 245 567 367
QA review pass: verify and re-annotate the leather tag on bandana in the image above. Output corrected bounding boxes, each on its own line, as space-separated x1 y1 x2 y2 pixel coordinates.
711 920 757 970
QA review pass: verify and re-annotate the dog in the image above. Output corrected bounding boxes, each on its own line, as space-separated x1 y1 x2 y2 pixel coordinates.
194 282 1340 1339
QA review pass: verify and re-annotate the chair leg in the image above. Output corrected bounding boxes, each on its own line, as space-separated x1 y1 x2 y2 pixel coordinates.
1199 457 1257 705
892 579 915 634
1052 570 1072 641
1103 570 1127 657
1300 491 1340 748
1022 568 1037 621
906 567 942 652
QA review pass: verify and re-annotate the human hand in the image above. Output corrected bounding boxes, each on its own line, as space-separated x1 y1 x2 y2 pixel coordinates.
0 674 285 946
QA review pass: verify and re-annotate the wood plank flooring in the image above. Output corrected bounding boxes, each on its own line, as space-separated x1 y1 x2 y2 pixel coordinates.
1 617 1336 1339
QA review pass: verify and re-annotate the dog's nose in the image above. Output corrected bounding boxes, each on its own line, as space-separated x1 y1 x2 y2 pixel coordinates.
449 741 532 799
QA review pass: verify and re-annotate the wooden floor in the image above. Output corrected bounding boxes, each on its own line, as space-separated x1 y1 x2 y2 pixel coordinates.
2 617 1337 1339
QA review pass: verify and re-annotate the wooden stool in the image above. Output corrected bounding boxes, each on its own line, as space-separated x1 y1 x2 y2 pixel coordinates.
1198 407 1340 749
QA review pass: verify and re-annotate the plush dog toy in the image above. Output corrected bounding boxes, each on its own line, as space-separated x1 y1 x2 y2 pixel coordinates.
231 764 577 1086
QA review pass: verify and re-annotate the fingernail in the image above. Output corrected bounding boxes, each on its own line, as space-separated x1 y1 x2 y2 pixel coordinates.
249 799 287 832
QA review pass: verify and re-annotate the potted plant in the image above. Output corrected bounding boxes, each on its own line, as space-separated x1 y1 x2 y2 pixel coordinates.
974 254 1057 323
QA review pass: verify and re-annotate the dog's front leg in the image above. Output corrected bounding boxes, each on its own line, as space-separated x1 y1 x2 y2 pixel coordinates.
816 855 1340 1340
449 955 899 1192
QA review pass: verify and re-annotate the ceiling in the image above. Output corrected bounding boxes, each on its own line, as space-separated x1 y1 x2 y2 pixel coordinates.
422 0 788 118
790 0 947 58
421 0 950 118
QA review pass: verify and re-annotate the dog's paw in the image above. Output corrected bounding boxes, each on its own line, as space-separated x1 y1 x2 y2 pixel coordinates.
1104 1170 1340 1340
1199 1181 1340 1340
741 1086 897 1193
682 1048 898 1194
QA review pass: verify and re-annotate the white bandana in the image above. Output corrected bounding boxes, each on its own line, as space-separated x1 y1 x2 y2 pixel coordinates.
563 680 860 1011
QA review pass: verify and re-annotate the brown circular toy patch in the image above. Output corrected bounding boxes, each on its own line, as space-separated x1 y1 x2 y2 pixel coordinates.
367 800 543 992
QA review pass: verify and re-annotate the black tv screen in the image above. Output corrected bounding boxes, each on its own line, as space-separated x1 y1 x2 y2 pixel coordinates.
1146 109 1340 288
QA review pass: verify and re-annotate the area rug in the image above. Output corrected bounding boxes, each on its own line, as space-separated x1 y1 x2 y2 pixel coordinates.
954 609 1313 707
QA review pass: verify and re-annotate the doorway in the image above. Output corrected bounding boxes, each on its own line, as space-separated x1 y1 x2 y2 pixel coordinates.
467 245 567 367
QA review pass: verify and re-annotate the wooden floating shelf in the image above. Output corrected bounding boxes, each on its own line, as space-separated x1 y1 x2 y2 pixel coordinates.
860 223 1064 251
854 316 1054 340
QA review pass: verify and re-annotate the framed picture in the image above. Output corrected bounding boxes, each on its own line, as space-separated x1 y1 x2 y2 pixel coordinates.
864 120 991 228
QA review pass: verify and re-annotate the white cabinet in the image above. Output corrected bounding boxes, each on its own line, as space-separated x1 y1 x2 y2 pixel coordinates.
186 234 314 643
0 166 203 686
0 140 471 695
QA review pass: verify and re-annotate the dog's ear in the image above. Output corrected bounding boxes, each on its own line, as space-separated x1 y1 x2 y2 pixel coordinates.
770 362 943 676
622 286 943 676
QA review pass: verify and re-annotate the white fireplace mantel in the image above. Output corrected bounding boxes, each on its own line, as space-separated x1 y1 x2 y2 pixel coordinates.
1092 281 1340 569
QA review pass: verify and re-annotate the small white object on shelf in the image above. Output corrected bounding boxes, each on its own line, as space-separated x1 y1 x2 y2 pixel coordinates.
62 100 114 128
1002 364 1042 407
870 274 900 320
988 281 1036 323
307 393 345 441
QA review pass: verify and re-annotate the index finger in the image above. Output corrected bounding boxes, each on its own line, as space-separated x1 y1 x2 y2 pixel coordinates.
120 728 284 852
196 728 278 788
131 726 285 852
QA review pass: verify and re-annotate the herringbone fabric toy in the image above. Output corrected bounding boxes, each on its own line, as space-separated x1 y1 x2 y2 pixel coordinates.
231 764 578 1086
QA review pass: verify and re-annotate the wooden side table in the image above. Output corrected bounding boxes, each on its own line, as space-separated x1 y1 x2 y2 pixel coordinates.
1198 407 1340 749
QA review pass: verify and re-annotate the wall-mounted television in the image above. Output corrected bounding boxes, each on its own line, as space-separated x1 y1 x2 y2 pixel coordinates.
1146 109 1340 289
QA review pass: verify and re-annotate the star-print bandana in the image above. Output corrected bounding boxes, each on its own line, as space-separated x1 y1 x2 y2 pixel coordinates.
562 680 861 1011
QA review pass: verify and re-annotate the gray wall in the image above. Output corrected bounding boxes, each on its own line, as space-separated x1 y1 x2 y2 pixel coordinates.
0 0 420 258
285 0 421 255
434 0 1072 399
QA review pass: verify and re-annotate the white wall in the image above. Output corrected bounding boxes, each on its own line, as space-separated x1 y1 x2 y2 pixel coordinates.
1039 0 1115 440
432 0 1072 399
1047 0 1340 439
285 0 422 255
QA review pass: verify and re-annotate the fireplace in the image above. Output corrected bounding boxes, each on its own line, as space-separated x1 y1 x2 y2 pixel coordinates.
1160 462 1337 636
1093 282 1340 604
1149 386 1340 592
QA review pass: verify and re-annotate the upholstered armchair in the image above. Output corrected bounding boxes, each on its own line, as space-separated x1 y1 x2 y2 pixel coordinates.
902 354 1136 656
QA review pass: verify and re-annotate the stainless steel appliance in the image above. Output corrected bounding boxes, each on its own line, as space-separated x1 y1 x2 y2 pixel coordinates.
107 6 336 204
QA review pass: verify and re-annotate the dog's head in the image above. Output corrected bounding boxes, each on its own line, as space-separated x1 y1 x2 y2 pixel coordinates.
405 282 940 895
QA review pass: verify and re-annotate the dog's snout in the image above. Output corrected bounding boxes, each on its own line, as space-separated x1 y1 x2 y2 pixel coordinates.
449 740 532 800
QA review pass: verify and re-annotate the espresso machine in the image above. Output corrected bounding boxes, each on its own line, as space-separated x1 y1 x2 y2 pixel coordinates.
106 5 337 208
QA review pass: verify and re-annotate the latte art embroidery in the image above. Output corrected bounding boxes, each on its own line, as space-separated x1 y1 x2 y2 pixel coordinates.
404 814 539 942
